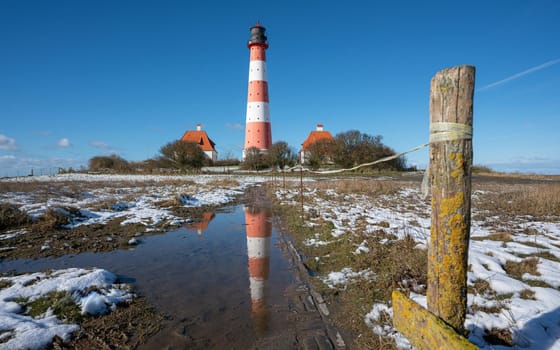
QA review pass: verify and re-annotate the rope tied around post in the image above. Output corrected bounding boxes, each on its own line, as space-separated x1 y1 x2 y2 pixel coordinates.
422 122 473 198
429 122 472 143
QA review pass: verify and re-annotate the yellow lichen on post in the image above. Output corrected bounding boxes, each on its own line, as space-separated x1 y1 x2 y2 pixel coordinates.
392 291 478 350
427 65 475 333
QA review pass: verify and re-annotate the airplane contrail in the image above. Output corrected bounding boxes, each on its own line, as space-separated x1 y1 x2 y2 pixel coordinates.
477 58 560 91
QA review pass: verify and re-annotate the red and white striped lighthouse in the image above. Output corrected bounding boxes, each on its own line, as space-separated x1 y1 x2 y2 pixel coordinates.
243 22 272 159
245 206 271 334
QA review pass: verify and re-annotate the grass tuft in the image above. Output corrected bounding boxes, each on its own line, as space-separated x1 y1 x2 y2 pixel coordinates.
503 257 540 280
0 279 14 290
20 291 82 323
483 328 514 347
31 208 70 232
519 289 536 300
0 204 30 231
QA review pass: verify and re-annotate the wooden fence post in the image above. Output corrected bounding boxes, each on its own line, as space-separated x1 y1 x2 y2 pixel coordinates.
427 65 475 332
392 65 476 350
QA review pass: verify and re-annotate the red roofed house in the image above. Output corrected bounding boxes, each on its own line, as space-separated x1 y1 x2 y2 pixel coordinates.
300 124 335 164
180 123 218 162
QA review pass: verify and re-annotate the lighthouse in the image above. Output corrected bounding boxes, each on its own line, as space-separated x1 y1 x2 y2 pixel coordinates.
243 22 272 160
245 206 272 334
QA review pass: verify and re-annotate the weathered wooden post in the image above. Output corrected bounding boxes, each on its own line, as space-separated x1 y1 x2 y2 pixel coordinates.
393 65 476 349
427 65 474 332
300 164 304 219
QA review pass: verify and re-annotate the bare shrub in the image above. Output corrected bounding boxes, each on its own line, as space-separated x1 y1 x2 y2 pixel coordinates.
159 140 205 171
472 165 494 173
89 154 132 173
0 204 30 230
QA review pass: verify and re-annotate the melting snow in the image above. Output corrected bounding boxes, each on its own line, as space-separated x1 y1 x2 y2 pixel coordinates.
0 173 268 349
275 182 560 349
0 173 261 234
0 268 133 350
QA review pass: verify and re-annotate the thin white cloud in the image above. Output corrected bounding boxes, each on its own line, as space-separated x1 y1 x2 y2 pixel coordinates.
57 138 71 148
0 155 16 161
0 134 17 150
90 141 110 149
225 123 244 131
477 58 560 91
0 155 87 177
484 156 560 174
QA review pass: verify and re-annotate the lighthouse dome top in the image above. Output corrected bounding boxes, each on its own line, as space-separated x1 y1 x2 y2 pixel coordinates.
248 22 268 47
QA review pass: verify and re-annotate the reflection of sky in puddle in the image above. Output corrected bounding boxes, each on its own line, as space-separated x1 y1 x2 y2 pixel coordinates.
0 205 293 349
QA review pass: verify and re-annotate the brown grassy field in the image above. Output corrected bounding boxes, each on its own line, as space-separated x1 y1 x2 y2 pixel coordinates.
270 174 560 349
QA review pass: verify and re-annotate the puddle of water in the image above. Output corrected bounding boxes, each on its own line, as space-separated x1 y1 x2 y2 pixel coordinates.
0 204 294 349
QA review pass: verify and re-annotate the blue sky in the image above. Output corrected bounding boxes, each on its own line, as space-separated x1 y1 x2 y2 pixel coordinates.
1 0 559 176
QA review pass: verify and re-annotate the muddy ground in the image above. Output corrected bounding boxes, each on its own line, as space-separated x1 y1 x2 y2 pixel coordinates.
0 204 235 261
48 297 163 350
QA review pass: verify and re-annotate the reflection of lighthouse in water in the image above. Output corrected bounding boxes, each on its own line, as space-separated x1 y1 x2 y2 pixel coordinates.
245 206 272 335
183 212 215 237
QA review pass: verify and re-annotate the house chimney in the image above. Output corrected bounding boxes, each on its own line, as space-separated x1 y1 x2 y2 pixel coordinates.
196 123 202 131
316 124 324 131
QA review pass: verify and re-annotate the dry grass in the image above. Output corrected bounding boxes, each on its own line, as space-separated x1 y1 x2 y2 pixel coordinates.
469 279 492 295
0 279 13 290
478 172 560 181
31 208 71 232
271 176 560 349
533 251 560 263
519 289 536 300
468 279 515 324
206 179 240 187
474 183 560 218
483 328 514 347
270 178 428 348
273 194 426 349
471 232 513 242
503 257 540 280
0 203 30 230
0 179 194 196
309 178 402 196
517 240 548 250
